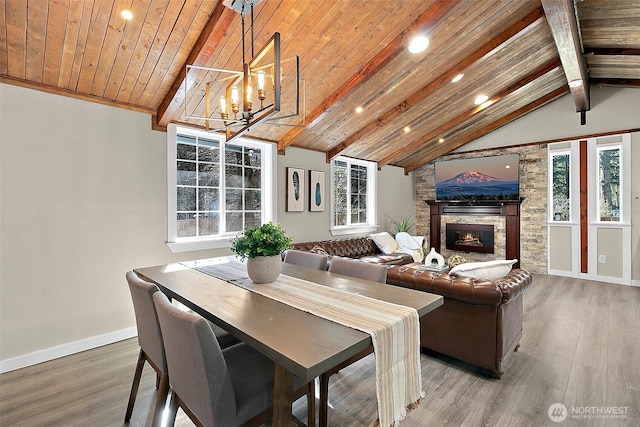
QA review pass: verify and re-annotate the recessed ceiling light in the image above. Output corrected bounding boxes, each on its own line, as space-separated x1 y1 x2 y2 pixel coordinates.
403 126 411 133
474 94 489 105
438 138 445 143
355 106 363 114
568 79 583 88
121 10 133 20
451 74 464 83
408 36 429 54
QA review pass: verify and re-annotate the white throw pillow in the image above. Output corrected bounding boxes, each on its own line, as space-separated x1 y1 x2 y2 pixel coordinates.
449 259 517 281
395 232 421 250
395 232 425 262
369 232 399 254
411 235 425 248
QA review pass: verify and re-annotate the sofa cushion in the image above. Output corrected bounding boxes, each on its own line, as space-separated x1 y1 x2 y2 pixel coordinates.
450 259 517 281
359 253 413 265
369 232 398 254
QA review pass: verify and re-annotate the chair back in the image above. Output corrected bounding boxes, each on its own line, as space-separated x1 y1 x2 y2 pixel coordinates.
328 257 387 283
153 292 237 426
284 249 328 270
126 271 167 373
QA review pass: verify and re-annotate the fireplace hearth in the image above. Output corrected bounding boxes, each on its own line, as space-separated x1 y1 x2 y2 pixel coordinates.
446 223 494 254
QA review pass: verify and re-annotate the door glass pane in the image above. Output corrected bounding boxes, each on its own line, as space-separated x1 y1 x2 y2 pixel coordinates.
551 153 570 221
598 147 621 222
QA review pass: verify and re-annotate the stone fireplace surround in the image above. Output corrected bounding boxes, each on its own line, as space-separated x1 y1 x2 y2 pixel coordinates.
426 200 522 269
415 144 548 274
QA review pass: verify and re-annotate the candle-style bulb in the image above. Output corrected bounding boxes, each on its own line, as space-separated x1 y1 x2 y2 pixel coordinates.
219 96 227 113
219 96 229 122
246 84 253 111
231 85 240 114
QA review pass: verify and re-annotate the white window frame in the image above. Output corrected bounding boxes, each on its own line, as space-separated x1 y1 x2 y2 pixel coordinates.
330 156 378 236
548 145 579 224
166 124 276 253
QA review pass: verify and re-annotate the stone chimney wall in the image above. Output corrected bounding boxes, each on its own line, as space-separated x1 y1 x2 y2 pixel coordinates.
414 144 548 274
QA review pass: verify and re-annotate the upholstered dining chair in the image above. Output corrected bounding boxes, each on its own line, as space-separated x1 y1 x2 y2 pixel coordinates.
327 256 388 283
124 271 169 427
125 271 240 426
284 249 328 270
152 291 316 427
322 257 388 426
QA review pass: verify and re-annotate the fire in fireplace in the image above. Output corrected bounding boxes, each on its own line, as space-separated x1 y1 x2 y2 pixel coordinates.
445 223 494 254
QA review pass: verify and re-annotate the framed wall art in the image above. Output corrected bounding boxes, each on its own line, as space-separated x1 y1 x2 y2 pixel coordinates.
309 170 325 212
286 167 305 212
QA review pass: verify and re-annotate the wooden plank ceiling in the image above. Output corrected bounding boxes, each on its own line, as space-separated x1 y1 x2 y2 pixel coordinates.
1 0 638 173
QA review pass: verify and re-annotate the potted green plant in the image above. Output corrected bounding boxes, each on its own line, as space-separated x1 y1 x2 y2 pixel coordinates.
230 222 293 283
385 214 415 235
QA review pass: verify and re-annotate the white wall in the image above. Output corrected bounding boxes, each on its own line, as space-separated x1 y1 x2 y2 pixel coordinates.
276 147 415 241
458 86 640 152
0 83 415 370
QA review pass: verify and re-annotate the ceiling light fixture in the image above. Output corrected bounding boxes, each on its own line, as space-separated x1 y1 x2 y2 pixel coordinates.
121 10 133 20
474 94 489 105
568 79 583 88
183 0 302 142
408 35 429 54
438 138 445 143
355 106 363 114
451 74 464 83
403 126 411 133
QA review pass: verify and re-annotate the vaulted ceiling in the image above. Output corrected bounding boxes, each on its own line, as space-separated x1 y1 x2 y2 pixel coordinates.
2 0 638 173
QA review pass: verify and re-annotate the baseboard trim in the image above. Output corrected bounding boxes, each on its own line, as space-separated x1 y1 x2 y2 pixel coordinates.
632 279 640 288
0 327 137 374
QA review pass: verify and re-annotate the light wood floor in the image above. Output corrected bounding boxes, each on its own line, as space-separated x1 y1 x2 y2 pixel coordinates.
1 274 639 426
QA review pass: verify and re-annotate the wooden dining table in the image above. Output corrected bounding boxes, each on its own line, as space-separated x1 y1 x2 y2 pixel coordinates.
135 257 443 427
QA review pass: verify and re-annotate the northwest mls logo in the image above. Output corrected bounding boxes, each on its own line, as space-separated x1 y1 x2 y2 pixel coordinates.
548 403 568 422
548 403 629 422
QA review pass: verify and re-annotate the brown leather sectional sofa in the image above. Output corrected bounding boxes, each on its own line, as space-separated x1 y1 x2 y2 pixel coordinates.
386 265 533 378
291 236 413 265
291 236 533 377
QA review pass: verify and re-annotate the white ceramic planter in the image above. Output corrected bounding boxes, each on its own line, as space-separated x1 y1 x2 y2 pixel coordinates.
246 255 282 283
424 247 445 267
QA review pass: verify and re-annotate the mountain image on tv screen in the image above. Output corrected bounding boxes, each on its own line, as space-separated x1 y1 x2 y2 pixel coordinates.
435 155 519 202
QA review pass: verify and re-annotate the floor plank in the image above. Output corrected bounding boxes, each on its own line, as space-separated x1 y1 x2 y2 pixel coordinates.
1 274 639 426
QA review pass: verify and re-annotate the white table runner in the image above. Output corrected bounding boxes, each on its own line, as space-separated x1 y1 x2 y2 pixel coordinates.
192 260 423 427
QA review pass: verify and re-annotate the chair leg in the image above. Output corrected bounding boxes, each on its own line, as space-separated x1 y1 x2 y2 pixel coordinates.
151 373 170 427
165 391 179 426
125 349 146 422
307 381 316 427
319 373 330 427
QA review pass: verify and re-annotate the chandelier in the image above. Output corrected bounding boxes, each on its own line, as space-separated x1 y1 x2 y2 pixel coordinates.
184 0 303 142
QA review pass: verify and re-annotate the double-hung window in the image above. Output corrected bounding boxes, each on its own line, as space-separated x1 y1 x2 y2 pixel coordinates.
167 124 275 252
331 156 377 235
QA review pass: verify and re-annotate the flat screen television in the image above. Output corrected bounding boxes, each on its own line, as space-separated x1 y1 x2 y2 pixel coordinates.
435 154 519 202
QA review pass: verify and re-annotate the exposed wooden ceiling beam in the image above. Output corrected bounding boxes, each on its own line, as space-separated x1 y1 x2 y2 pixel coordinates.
541 0 589 112
590 78 640 88
327 6 545 163
275 0 459 154
377 59 562 168
403 86 569 173
156 2 236 128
